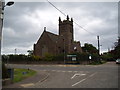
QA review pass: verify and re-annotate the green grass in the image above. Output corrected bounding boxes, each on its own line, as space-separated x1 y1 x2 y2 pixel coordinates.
13 68 37 83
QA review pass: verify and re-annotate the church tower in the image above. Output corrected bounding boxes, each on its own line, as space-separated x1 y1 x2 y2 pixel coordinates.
59 15 74 53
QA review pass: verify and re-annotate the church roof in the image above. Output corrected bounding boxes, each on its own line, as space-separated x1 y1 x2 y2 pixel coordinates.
45 31 59 43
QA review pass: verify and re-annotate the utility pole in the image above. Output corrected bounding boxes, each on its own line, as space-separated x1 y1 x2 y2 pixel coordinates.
0 1 4 89
0 1 14 89
97 35 100 55
108 47 110 52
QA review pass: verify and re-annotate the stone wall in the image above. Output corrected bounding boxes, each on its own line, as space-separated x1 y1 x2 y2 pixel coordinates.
34 31 57 57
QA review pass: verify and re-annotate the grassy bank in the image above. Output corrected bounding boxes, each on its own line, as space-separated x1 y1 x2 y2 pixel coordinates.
13 68 37 83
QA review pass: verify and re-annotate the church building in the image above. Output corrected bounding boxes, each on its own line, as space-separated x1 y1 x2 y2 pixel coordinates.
33 15 82 57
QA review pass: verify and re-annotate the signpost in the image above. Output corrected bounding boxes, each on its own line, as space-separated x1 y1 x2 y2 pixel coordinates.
66 55 79 64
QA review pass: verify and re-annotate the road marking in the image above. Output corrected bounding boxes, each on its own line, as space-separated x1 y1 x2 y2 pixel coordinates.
39 70 89 74
72 79 86 87
72 72 97 87
89 72 97 77
56 70 61 72
68 71 73 72
74 71 78 72
71 73 86 79
20 83 34 87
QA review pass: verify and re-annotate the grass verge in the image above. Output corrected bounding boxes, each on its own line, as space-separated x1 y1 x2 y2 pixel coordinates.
13 68 37 83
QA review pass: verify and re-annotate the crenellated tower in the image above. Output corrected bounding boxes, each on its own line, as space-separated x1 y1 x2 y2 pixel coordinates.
59 15 74 53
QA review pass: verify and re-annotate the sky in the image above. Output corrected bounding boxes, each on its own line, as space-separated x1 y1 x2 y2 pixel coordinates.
1 0 118 55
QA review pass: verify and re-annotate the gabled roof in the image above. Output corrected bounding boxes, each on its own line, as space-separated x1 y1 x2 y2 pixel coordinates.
45 31 59 43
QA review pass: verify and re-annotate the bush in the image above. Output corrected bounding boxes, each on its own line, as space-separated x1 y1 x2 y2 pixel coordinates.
101 53 113 61
31 55 41 61
53 54 64 61
2 53 101 64
2 54 42 64
44 53 54 61
7 54 27 62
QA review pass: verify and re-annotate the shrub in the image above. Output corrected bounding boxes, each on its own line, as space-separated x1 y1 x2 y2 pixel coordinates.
44 53 54 61
53 54 64 61
32 55 41 61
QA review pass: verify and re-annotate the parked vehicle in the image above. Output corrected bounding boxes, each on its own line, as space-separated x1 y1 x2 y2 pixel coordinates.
116 59 120 64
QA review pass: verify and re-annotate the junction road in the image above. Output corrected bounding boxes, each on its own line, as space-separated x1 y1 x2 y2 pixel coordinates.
6 62 119 88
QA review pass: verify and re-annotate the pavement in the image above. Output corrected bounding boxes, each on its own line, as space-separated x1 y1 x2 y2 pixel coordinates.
3 70 49 88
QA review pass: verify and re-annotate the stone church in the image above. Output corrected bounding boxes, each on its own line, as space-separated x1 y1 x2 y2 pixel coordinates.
33 15 82 57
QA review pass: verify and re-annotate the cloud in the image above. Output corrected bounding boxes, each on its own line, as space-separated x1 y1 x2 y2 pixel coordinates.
2 2 118 54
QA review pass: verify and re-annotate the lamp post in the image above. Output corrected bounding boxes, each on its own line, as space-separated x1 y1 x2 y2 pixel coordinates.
0 1 14 89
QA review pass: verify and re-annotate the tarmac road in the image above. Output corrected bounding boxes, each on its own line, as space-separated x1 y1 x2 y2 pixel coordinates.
4 62 119 88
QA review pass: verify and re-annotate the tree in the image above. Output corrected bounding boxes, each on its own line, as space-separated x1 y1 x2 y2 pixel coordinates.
112 37 120 59
82 43 98 54
27 50 33 56
101 52 113 61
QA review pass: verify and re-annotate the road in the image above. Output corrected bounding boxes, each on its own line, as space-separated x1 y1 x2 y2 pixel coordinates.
6 62 119 88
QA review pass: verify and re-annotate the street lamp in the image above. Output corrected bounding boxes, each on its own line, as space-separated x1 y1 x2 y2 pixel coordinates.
0 1 14 89
0 0 14 58
6 1 14 6
0 0 14 61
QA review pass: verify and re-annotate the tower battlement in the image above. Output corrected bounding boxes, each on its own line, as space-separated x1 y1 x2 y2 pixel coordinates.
59 15 73 25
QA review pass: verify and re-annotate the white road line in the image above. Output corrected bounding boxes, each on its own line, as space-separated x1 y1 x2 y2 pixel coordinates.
71 72 97 87
56 70 61 72
71 73 86 79
68 71 73 72
89 72 97 77
72 79 86 87
39 70 90 74
74 71 78 72
71 74 76 79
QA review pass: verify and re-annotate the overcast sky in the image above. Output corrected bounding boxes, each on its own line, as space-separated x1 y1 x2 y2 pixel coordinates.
2 0 118 55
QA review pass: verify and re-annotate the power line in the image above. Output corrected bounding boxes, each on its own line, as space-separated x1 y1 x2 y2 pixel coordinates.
73 21 96 35
46 0 116 46
46 0 66 16
46 0 99 36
